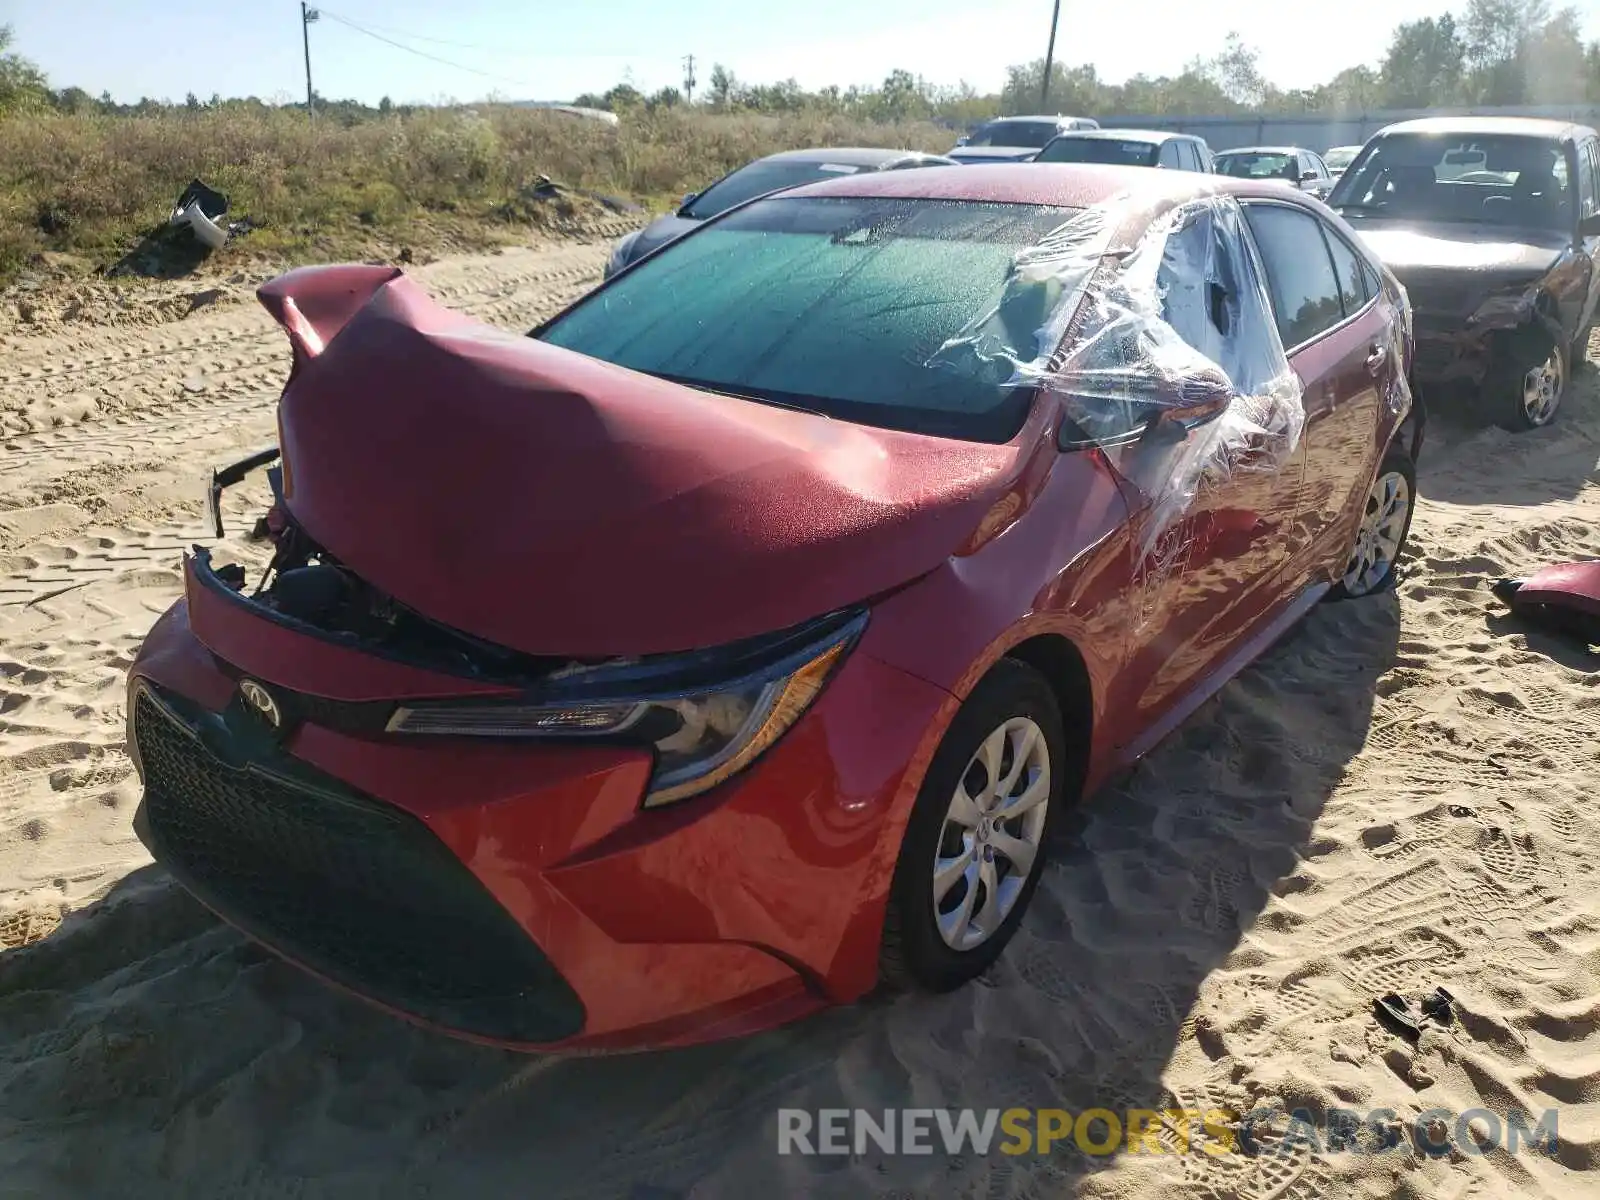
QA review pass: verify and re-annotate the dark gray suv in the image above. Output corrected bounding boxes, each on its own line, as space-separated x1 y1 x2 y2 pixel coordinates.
603 147 957 278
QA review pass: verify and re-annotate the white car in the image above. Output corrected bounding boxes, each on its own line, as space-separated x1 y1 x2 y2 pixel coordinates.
1323 144 1364 182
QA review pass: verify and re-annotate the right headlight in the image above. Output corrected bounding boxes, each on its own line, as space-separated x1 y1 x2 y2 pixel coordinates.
387 609 866 807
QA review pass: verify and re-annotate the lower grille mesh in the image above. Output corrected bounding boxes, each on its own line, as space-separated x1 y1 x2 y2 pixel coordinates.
133 685 585 1043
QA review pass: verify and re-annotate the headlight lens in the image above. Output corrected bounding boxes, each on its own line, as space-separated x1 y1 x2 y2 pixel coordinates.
386 613 863 807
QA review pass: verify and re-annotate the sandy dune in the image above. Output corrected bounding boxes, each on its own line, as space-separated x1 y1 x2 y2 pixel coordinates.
1 241 1597 1198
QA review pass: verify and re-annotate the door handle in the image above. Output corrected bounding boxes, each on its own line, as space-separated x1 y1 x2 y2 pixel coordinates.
1365 343 1388 375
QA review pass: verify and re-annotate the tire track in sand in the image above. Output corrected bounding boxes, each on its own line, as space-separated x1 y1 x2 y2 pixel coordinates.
0 242 610 938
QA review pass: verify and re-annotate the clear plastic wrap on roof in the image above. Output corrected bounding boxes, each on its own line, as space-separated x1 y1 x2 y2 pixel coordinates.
926 191 1306 560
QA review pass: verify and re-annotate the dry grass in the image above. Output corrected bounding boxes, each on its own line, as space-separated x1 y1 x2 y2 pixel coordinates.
0 105 951 286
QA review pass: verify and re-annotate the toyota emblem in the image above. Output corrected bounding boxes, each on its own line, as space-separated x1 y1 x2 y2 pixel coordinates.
238 679 282 729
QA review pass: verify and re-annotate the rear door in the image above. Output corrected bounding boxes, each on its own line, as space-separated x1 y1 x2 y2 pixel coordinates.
1241 200 1395 580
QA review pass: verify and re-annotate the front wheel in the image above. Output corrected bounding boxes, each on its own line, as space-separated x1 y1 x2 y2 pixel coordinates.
1327 441 1417 600
1488 325 1566 430
879 660 1067 993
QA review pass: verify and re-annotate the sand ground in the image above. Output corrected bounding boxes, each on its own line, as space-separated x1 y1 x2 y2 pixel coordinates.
0 241 1597 1199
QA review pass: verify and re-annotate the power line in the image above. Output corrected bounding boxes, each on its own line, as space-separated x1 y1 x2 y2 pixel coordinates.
313 6 525 54
314 8 541 90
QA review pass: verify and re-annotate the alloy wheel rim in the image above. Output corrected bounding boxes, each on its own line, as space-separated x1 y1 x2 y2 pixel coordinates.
932 716 1051 952
1522 348 1564 425
1341 469 1411 596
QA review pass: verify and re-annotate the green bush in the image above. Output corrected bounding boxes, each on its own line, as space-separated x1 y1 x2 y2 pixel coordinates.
0 104 952 286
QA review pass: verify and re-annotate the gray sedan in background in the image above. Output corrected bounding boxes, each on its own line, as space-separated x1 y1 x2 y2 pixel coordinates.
604 147 957 278
946 114 1101 163
1213 145 1337 198
1034 129 1214 172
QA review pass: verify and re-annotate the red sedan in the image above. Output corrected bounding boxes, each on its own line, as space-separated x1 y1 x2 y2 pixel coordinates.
127 165 1422 1051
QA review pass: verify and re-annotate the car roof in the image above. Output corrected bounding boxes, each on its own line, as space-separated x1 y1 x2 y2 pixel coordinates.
757 147 947 167
1375 115 1598 141
782 162 1319 246
1050 128 1186 144
984 114 1076 123
1216 145 1309 155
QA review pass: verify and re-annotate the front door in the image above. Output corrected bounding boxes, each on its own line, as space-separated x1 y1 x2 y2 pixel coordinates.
1101 200 1308 743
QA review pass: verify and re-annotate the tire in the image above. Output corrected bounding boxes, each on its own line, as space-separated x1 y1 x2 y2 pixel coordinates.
879 659 1067 993
1327 440 1417 601
1487 324 1566 430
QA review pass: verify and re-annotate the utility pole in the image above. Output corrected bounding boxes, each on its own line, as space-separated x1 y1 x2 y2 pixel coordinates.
1040 0 1061 111
683 54 697 103
302 3 320 117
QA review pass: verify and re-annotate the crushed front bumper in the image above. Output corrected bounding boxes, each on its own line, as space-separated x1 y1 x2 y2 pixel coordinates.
132 679 588 1044
127 553 956 1051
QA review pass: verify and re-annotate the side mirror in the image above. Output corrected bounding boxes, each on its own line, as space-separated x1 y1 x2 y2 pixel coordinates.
1140 366 1235 440
1580 212 1600 238
1300 169 1319 183
679 191 699 212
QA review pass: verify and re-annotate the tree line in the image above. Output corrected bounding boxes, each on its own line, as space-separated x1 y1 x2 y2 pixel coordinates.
4 1 1600 125
581 1 1600 125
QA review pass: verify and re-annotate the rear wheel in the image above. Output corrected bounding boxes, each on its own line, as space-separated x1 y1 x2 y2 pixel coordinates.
1328 441 1417 600
879 660 1066 993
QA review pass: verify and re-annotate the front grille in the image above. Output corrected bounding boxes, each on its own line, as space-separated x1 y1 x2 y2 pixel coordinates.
206 658 396 737
1403 283 1468 317
132 684 586 1043
1414 337 1456 375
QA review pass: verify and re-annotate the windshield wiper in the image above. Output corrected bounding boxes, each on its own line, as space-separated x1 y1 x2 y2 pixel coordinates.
643 371 829 417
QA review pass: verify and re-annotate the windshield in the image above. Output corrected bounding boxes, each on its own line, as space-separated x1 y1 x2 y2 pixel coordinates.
965 121 1062 149
1328 132 1573 231
1035 137 1159 167
536 196 1079 442
1215 151 1296 180
681 159 872 220
1324 146 1360 171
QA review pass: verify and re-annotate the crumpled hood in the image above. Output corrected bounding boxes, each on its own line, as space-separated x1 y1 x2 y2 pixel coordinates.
267 270 1032 659
1355 224 1567 304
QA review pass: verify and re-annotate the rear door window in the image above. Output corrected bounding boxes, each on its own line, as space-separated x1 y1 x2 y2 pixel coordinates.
1239 203 1346 348
1321 226 1372 315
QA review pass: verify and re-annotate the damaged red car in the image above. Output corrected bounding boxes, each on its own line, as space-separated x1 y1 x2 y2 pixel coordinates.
127 165 1423 1052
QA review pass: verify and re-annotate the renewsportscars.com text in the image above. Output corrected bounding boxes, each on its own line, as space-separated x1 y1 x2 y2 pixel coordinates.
776 1106 1560 1158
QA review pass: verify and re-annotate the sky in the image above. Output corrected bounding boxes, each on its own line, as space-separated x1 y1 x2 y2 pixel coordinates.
5 0 1599 108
